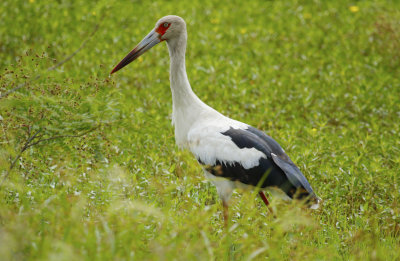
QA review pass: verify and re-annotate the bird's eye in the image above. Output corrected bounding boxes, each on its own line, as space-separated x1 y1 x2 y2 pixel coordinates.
163 22 169 28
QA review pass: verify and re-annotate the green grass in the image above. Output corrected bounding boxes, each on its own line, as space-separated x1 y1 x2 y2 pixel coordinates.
1 0 399 260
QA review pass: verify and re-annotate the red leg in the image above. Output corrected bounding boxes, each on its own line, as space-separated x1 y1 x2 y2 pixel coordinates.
223 201 229 228
259 191 273 214
259 191 270 206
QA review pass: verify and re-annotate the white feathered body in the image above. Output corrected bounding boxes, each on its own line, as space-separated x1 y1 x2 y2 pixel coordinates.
163 15 319 207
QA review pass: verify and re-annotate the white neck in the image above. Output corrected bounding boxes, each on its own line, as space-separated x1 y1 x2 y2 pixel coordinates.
167 33 198 108
166 32 216 147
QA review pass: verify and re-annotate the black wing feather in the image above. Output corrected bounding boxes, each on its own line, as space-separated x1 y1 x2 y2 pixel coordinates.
199 126 315 199
246 127 315 194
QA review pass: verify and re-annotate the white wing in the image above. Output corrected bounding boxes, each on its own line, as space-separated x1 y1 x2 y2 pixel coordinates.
187 117 266 169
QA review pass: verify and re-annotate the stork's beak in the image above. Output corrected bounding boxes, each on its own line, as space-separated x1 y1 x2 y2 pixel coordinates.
110 29 161 74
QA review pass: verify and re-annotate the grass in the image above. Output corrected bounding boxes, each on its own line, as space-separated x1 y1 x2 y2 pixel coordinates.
1 0 399 260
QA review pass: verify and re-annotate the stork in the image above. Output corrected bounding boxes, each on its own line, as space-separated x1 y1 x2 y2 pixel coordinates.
111 15 320 226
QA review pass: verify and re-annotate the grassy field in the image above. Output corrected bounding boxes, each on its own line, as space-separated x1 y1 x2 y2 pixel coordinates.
1 0 399 260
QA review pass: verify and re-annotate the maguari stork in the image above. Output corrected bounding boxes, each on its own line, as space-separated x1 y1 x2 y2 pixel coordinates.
111 15 321 226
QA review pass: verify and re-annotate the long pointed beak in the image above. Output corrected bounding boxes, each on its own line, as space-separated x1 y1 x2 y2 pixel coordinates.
110 29 161 74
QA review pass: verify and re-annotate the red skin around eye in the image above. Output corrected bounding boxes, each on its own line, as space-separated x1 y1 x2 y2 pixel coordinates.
155 23 171 35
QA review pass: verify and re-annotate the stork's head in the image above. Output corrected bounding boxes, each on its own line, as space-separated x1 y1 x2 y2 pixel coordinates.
155 15 186 42
111 15 186 74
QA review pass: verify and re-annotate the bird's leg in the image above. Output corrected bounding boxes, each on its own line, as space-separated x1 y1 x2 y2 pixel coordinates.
259 191 270 206
259 191 273 214
222 200 229 228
